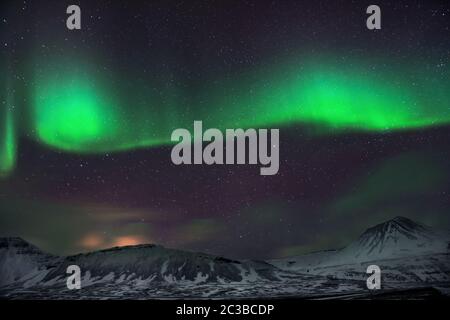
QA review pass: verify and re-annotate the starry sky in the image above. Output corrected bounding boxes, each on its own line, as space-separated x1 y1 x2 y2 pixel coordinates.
0 0 449 259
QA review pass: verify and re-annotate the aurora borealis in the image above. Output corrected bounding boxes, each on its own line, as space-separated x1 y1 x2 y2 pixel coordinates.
4 54 450 162
0 0 449 258
0 103 15 177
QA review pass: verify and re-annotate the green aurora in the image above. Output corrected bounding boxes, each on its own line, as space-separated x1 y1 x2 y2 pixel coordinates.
0 87 16 177
0 54 449 176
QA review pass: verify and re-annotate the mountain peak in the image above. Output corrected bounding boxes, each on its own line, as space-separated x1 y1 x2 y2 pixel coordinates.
338 216 448 262
0 236 51 257
366 216 430 238
391 216 414 223
389 216 421 227
0 237 32 249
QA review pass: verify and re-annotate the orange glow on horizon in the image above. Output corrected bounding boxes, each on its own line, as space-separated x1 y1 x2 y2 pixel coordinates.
112 236 146 247
80 234 104 249
79 234 149 251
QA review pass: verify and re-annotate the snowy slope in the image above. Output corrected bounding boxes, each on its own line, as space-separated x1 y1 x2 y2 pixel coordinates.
39 244 281 286
270 217 450 283
0 240 282 291
0 237 57 286
338 216 449 263
0 217 449 299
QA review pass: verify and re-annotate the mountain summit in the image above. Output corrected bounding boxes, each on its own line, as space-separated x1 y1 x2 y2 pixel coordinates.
271 216 449 270
340 216 448 262
0 237 56 286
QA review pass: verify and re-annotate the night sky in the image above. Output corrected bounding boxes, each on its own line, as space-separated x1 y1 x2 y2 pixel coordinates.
0 0 449 259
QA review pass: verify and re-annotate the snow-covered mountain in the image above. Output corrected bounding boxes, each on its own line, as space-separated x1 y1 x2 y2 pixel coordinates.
339 216 449 262
0 237 58 287
0 239 282 293
270 217 450 283
41 244 280 285
0 216 449 299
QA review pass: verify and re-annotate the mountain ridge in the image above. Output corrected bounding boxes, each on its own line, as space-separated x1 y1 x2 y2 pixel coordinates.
0 236 281 287
1 216 449 299
270 216 449 277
